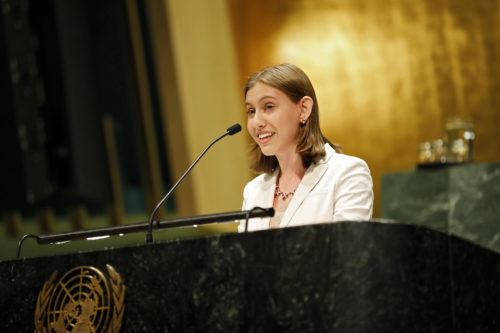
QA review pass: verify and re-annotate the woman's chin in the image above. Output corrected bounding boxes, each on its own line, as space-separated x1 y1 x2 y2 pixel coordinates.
259 147 275 156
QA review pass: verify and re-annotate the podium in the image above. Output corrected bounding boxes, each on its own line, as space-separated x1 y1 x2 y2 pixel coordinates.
1 222 500 331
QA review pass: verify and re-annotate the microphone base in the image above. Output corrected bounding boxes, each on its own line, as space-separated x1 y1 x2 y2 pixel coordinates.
146 231 153 243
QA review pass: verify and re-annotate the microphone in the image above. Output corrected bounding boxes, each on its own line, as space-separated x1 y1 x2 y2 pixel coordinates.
146 123 242 243
226 123 241 135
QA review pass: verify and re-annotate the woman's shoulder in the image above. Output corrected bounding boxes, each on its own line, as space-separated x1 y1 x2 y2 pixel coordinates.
245 173 266 187
245 171 274 187
320 145 371 178
332 152 369 167
323 144 369 168
243 170 277 196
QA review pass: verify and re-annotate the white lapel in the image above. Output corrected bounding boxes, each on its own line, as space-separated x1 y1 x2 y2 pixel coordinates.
253 169 278 229
280 144 334 227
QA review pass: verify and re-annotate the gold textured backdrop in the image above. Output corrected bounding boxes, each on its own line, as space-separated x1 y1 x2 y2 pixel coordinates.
229 0 500 217
4 0 499 260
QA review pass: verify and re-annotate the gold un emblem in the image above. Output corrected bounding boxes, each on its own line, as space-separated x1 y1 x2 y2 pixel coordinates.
35 265 126 333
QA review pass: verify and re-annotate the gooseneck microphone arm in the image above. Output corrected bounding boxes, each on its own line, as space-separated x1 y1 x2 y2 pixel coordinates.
16 207 274 258
146 123 242 243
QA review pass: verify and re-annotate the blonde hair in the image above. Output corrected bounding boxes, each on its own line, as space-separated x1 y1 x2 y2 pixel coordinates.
245 63 341 174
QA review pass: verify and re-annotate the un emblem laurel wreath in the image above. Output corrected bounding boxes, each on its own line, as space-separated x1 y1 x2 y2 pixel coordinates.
34 264 125 333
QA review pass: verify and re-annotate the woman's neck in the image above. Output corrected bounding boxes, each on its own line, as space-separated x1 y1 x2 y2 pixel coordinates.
276 151 306 192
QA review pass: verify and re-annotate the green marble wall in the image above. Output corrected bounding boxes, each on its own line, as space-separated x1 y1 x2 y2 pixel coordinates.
381 163 500 253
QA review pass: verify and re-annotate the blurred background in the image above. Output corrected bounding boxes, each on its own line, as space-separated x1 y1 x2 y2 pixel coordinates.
1 0 499 260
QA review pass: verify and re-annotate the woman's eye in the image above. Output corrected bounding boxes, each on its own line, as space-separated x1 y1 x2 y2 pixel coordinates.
247 109 255 115
265 104 274 110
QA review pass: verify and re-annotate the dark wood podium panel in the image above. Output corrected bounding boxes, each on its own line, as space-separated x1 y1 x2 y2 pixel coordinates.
1 222 499 332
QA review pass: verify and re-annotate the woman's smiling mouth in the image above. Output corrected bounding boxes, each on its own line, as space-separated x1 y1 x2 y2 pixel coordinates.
258 132 275 144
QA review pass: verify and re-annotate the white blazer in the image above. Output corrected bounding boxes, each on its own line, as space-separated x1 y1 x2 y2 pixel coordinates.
239 144 373 232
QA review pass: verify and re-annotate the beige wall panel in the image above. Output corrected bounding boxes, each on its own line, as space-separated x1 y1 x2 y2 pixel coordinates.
229 0 500 218
159 0 249 215
145 0 195 216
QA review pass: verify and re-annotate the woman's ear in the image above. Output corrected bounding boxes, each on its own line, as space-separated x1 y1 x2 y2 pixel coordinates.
299 96 313 122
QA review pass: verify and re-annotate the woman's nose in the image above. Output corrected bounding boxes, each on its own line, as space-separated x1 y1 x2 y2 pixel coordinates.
254 111 266 128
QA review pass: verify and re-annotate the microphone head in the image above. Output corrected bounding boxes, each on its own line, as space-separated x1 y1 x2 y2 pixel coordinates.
227 123 242 135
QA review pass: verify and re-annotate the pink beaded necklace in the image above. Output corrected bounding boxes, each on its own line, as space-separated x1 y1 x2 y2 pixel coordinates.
274 185 296 201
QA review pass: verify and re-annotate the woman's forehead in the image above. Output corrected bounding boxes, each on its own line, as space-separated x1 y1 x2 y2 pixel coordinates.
245 82 287 103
